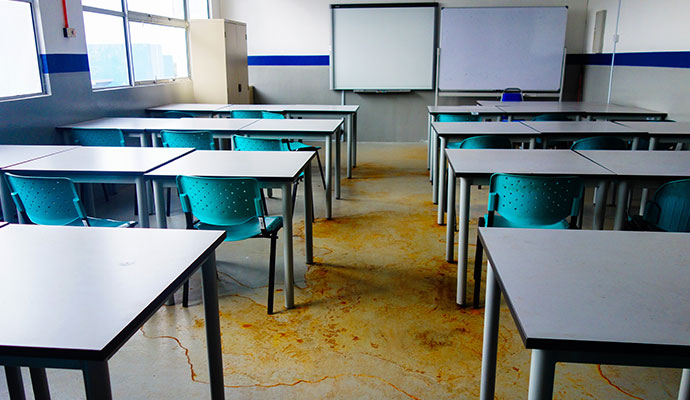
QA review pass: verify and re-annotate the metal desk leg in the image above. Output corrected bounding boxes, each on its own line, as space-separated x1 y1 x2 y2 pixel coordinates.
437 137 448 225
352 112 357 167
139 131 152 147
480 265 501 400
324 135 332 219
614 181 629 230
82 360 112 400
346 115 353 179
639 137 657 215
593 180 608 230
135 177 150 228
304 163 314 264
83 184 96 216
335 128 342 200
529 137 536 149
679 369 690 400
29 367 50 400
445 166 457 262
527 350 556 400
281 182 295 309
5 366 26 400
152 180 167 229
200 252 225 400
456 178 470 305
432 129 439 203
427 114 433 171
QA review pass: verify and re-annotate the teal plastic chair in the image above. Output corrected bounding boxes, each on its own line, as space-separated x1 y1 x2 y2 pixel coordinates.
162 110 196 118
161 130 215 150
473 174 583 308
637 179 690 232
261 111 284 119
231 110 263 119
437 114 480 122
70 128 125 147
176 176 282 313
447 135 512 150
531 114 572 122
570 136 627 150
4 173 136 228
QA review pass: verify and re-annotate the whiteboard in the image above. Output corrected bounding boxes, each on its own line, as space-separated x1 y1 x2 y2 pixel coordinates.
439 7 567 92
331 4 437 90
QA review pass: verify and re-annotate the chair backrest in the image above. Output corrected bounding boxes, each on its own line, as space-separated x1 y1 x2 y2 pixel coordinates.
437 114 480 122
261 111 285 119
531 113 572 122
643 179 690 232
4 173 88 226
570 136 627 150
176 176 264 227
501 88 523 102
487 174 583 227
231 110 263 119
449 135 512 149
70 128 125 147
162 110 196 118
232 135 288 151
161 130 215 150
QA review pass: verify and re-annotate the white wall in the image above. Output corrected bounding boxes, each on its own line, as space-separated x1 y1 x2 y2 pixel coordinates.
582 0 690 121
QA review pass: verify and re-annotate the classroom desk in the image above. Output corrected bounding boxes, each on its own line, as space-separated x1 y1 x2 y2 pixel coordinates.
145 150 315 311
0 145 77 222
477 101 667 121
147 103 232 117
431 121 540 208
477 228 690 400
0 224 226 400
444 149 614 306
575 150 690 229
521 120 647 148
4 147 194 228
616 121 690 150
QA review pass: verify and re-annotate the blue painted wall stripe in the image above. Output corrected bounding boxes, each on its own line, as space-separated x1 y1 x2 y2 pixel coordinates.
40 54 90 74
567 51 690 69
248 55 329 66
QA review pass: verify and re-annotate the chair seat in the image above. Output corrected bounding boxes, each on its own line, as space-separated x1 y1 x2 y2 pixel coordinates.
195 216 283 241
289 142 321 151
65 217 137 228
486 214 569 229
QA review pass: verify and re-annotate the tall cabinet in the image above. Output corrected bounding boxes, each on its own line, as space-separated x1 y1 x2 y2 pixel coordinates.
189 19 250 104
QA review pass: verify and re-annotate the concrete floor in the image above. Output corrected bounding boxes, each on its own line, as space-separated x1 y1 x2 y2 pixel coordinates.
0 142 683 399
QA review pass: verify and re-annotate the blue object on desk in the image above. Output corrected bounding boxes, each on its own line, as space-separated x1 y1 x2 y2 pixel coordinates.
500 88 523 102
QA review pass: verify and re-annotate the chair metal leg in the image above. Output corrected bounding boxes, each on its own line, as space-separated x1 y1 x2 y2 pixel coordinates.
267 234 277 314
291 182 299 216
166 188 171 217
473 217 485 309
5 366 26 400
182 280 190 308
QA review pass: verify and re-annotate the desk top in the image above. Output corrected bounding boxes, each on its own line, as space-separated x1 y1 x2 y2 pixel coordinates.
432 121 538 136
218 104 360 113
0 145 76 169
427 105 504 115
575 150 690 179
478 227 690 356
522 120 646 135
240 118 343 133
147 103 230 112
616 121 690 135
446 149 613 178
5 147 193 176
146 150 314 181
60 117 258 132
582 103 666 116
496 102 588 114
0 224 225 360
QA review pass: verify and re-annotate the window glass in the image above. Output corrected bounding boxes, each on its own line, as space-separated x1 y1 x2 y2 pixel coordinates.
83 11 130 88
130 22 188 82
0 0 42 98
81 0 121 12
127 0 183 19
188 0 209 19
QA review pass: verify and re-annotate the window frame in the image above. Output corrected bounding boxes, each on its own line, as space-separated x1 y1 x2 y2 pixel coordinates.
1 0 47 101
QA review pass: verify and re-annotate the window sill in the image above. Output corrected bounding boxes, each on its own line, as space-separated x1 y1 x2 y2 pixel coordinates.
0 92 51 104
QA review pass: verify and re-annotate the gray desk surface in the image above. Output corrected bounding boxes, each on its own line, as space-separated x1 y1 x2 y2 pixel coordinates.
522 120 646 135
60 117 258 132
0 145 77 169
432 121 539 136
146 150 314 181
575 150 690 178
0 224 225 360
583 103 667 116
240 118 343 133
5 146 193 176
617 121 690 135
427 105 505 115
478 227 690 356
446 149 614 178
147 103 231 112
496 102 588 113
218 104 360 113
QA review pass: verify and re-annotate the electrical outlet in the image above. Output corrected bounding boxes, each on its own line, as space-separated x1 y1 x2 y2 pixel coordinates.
63 27 77 38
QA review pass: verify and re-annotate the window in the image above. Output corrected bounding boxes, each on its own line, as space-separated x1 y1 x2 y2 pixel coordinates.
0 0 44 99
82 0 208 89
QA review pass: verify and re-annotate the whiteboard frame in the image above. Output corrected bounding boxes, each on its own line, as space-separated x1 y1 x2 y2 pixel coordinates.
330 3 439 92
